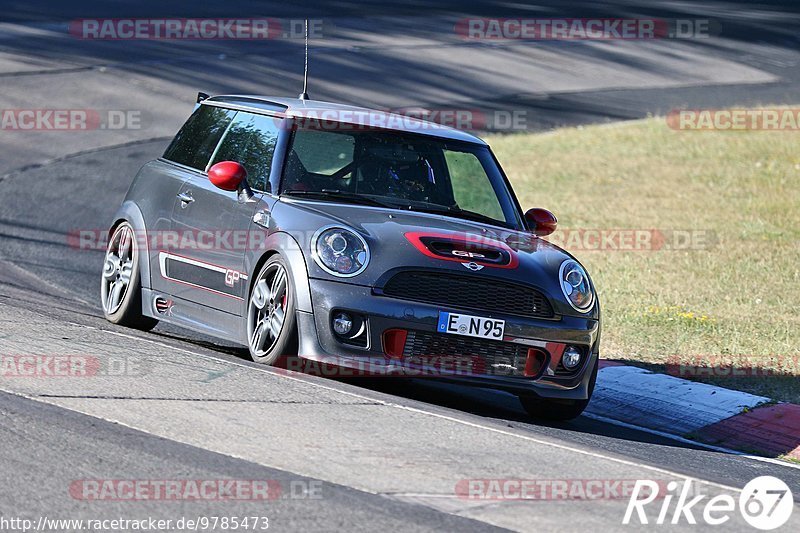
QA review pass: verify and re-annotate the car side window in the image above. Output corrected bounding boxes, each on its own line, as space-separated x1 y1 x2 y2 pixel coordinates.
209 112 280 192
163 105 235 170
445 150 506 221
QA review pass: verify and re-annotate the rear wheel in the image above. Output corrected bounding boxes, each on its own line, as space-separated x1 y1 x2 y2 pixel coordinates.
101 222 158 331
518 356 598 421
247 255 297 364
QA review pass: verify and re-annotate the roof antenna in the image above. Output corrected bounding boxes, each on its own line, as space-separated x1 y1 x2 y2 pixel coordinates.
298 19 310 100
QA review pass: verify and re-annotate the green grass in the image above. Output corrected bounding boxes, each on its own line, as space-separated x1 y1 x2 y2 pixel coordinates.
486 111 800 403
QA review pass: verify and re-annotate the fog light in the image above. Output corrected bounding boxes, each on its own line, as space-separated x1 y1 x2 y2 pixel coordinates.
562 346 582 370
333 312 353 335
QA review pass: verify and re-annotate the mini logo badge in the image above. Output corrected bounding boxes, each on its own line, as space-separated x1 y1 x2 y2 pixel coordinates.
462 262 484 271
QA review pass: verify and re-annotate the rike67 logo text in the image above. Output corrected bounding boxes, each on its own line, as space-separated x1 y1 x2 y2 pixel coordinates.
624 476 793 530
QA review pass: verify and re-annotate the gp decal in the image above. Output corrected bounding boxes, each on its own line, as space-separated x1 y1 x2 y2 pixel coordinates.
158 251 248 299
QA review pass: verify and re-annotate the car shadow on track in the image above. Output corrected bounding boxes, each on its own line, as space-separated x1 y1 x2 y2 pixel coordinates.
347 377 721 451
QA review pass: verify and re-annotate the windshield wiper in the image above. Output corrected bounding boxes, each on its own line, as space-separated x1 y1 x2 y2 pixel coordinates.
283 190 509 227
408 204 509 228
282 189 396 209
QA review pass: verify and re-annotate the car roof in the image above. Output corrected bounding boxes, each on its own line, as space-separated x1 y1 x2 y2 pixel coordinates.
203 94 487 145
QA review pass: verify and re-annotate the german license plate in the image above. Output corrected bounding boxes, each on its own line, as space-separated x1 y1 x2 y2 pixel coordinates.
437 311 505 340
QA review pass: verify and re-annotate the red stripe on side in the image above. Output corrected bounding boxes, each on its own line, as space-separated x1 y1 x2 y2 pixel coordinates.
691 403 800 459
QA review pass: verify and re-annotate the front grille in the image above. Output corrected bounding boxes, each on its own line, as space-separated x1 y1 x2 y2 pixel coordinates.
382 271 555 319
401 330 545 378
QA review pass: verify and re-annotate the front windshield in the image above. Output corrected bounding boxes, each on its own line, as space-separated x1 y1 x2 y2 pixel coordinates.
281 124 523 229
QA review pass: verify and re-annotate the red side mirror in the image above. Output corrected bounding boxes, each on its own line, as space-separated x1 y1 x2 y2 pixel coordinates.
208 161 247 191
524 208 558 236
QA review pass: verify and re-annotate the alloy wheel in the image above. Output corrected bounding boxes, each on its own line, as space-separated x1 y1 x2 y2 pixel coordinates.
101 224 135 315
247 262 289 357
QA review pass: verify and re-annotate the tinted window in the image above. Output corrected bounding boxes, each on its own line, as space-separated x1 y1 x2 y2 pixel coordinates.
210 112 280 191
290 129 354 175
163 105 235 170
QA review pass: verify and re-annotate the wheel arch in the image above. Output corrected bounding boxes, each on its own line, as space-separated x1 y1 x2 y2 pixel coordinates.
244 231 313 314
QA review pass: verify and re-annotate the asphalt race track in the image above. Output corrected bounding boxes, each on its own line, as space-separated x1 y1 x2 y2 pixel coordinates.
1 2 799 532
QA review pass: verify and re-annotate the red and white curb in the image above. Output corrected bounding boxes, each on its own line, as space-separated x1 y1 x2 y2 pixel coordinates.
588 361 800 461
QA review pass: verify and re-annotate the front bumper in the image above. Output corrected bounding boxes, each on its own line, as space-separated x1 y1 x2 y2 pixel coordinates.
296 278 600 400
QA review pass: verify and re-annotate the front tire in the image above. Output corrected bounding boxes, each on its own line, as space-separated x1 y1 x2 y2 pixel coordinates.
101 222 158 331
247 255 298 364
518 356 598 421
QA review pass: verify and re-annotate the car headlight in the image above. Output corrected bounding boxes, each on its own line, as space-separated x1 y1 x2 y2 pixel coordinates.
311 226 370 277
559 259 594 312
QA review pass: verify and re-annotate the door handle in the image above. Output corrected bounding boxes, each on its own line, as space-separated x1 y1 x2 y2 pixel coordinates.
177 192 194 207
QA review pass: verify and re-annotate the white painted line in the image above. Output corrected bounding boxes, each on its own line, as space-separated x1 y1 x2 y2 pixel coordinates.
87 324 754 494
590 366 769 435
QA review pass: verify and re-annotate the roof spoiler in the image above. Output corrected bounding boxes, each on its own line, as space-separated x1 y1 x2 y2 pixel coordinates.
196 92 210 103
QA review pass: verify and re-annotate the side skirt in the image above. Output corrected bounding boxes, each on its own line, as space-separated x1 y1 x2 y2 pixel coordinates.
141 288 245 345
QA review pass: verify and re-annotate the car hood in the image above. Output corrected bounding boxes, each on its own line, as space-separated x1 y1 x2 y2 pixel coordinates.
271 198 595 318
